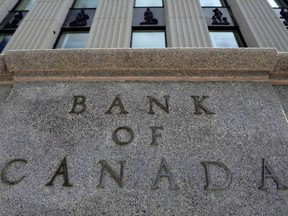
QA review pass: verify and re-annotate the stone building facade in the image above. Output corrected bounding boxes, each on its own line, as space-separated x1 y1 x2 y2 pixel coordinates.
1 0 288 51
1 1 288 215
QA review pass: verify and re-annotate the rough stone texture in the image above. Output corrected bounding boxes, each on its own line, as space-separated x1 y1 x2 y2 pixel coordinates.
270 52 288 84
1 81 288 215
273 85 288 117
4 48 277 81
0 54 12 82
273 53 288 75
0 55 6 73
0 85 12 100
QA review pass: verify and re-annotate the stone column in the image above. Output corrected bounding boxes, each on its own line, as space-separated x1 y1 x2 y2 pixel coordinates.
165 0 212 47
0 0 18 22
3 0 74 52
226 0 288 51
86 0 134 48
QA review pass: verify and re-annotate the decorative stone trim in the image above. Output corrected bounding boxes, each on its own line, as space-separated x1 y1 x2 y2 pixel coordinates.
1 48 287 84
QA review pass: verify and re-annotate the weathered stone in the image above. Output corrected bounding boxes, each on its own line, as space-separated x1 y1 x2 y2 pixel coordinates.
0 81 288 215
270 52 288 84
0 54 13 83
4 48 277 81
273 85 288 117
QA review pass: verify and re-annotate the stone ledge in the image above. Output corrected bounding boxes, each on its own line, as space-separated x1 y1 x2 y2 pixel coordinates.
269 52 288 84
5 48 276 71
271 52 288 75
0 54 13 83
0 48 284 82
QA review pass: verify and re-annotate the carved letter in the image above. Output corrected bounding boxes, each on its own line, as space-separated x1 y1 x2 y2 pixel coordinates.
151 158 178 190
191 96 215 115
150 126 164 146
105 95 129 114
69 95 87 114
148 96 170 115
258 158 287 190
112 126 134 145
46 157 73 187
97 160 126 188
201 161 232 191
1 159 27 185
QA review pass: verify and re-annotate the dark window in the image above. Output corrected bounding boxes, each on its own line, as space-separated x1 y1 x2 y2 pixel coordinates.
73 0 100 8
135 0 163 7
270 0 288 28
55 31 89 48
200 0 225 7
15 0 36 11
54 0 97 49
268 0 287 7
132 30 165 48
209 30 244 48
201 0 246 47
0 34 12 53
131 0 166 48
0 0 36 53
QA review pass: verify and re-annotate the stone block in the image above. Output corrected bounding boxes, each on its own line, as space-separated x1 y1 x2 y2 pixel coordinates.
0 54 12 82
1 81 288 215
5 48 277 81
270 52 288 84
273 85 288 117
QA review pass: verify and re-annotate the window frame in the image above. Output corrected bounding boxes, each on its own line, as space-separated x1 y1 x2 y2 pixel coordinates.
208 25 247 48
0 0 36 52
0 33 12 53
131 29 167 48
199 0 227 7
14 0 36 11
132 1 166 48
134 0 164 8
53 27 90 49
200 0 246 48
209 29 246 48
53 0 98 49
71 0 100 9
267 0 288 7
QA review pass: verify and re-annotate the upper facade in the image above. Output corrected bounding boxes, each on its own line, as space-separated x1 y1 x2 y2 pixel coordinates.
1 0 288 52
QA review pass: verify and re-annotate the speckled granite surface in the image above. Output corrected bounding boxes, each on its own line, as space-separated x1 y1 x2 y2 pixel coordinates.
3 48 288 83
1 81 288 215
0 54 12 83
3 48 277 81
5 48 277 71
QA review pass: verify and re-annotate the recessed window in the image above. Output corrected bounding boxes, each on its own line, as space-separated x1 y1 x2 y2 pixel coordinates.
16 0 36 11
55 31 89 49
209 31 244 48
132 30 165 48
268 0 279 7
200 0 223 7
135 0 163 7
0 34 12 53
73 0 100 8
267 0 287 7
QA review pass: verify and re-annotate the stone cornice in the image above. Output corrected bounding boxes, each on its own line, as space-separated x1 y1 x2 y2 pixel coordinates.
0 48 286 84
0 54 13 85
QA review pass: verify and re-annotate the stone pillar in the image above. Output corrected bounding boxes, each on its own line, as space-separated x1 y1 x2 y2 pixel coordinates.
86 0 134 48
3 0 74 52
0 0 18 22
226 0 288 51
165 0 212 47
